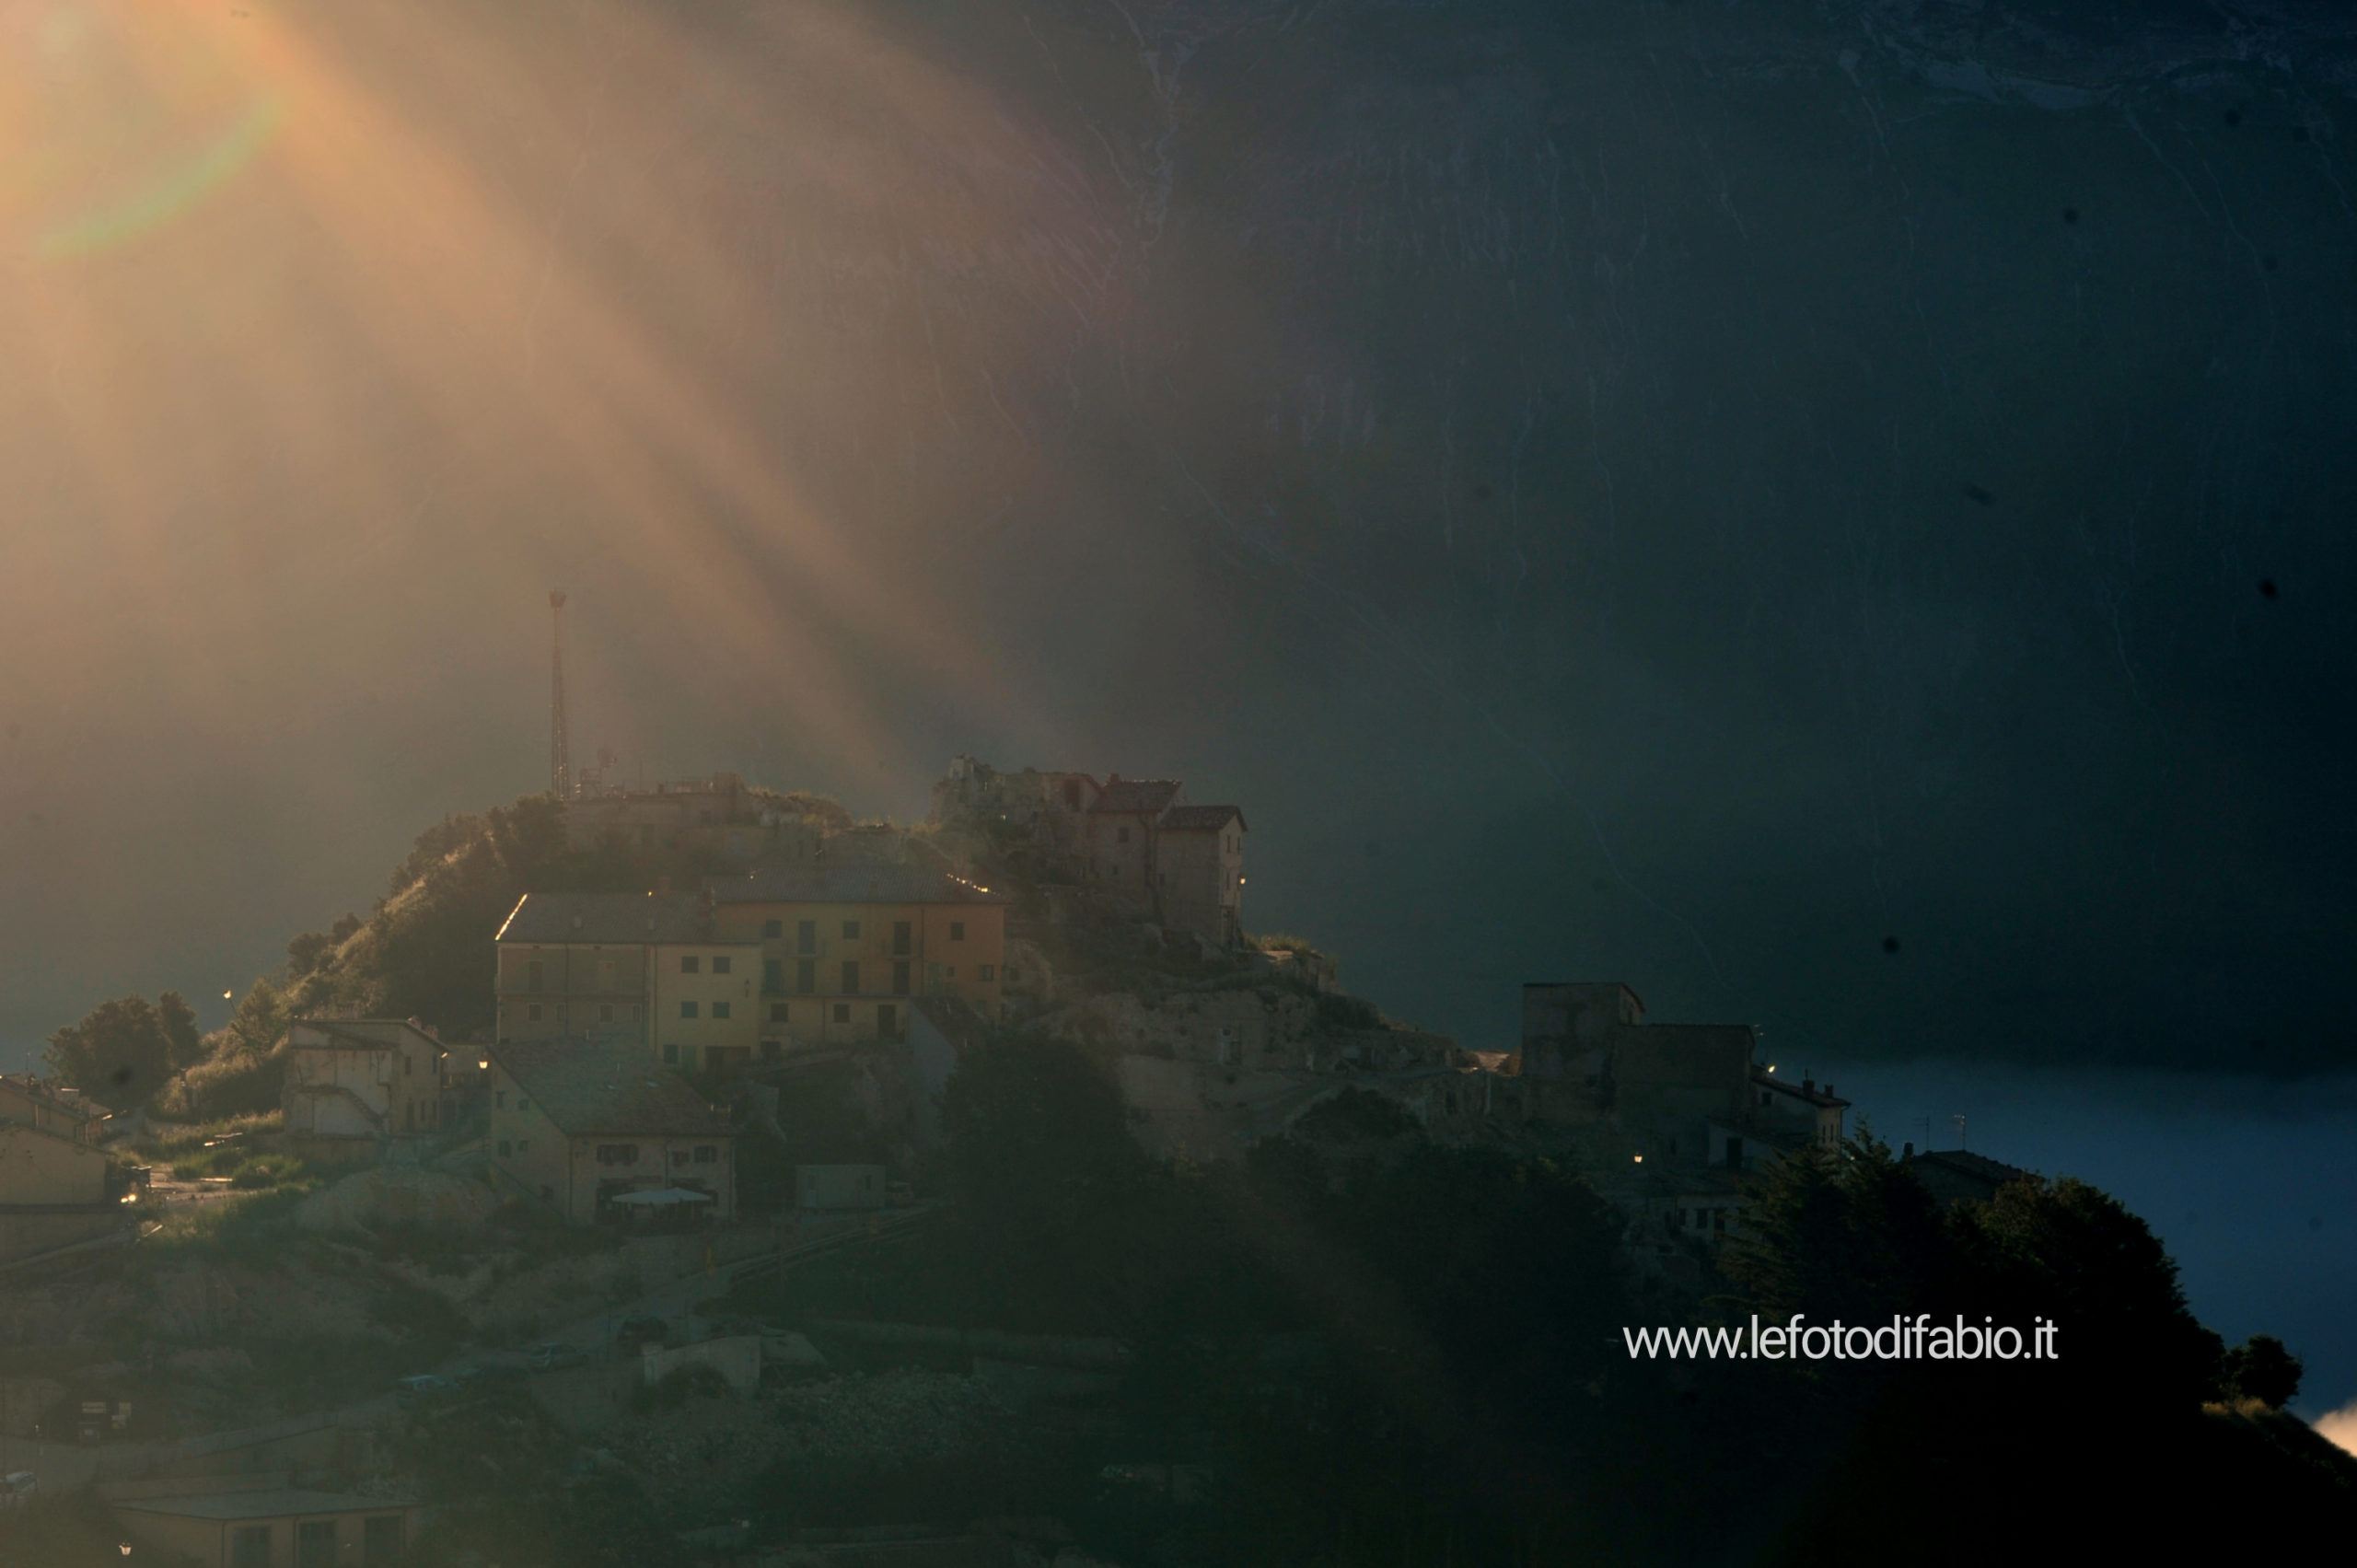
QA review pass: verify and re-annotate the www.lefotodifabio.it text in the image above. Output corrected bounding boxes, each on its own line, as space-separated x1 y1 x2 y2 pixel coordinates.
1621 1317 2060 1361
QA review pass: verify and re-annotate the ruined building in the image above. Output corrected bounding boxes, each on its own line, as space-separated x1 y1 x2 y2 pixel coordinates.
930 756 1246 947
563 771 824 864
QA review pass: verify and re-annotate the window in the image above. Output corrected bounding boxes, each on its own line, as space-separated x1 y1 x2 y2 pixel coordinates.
672 1149 690 1167
517 1098 530 1113
763 958 784 991
877 1004 898 1038
762 918 783 939
497 1140 512 1158
403 1055 413 1076
1117 826 1131 844
841 920 861 939
797 920 817 955
841 960 860 994
694 1145 718 1164
944 966 956 980
298 1521 339 1568
679 955 700 974
892 961 910 996
797 959 816 994
891 920 911 956
663 1042 679 1064
516 1139 530 1153
232 1526 272 1568
364 1513 405 1565
712 956 732 975
527 959 543 993
979 964 996 981
679 1001 699 1019
1110 864 1120 880
599 1003 614 1023
712 1001 731 1020
770 1003 788 1023
596 1144 640 1165
526 1004 542 1023
833 1004 851 1023
494 1091 505 1109
950 921 965 941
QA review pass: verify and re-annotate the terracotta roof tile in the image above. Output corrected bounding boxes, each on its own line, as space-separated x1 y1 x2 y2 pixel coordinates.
487 1039 730 1137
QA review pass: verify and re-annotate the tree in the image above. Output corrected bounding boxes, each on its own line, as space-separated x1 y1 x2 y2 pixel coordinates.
43 996 173 1104
1720 1128 1949 1330
2223 1334 2304 1410
217 978 290 1059
157 991 204 1071
1951 1174 2224 1412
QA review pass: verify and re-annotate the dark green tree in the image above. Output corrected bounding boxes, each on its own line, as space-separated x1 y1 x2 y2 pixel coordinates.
2223 1333 2304 1410
43 995 174 1103
157 990 204 1070
216 977 290 1058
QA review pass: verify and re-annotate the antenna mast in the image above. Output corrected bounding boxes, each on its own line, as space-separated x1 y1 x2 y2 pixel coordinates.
549 590 572 799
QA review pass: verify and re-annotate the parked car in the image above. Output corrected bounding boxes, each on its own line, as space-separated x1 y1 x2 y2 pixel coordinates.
613 1316 668 1350
526 1342 586 1370
395 1375 458 1400
458 1362 528 1388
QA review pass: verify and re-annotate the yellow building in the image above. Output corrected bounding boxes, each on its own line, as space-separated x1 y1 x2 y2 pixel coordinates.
0 1119 125 1264
483 1039 735 1225
0 1074 108 1143
703 867 1012 1054
494 891 762 1073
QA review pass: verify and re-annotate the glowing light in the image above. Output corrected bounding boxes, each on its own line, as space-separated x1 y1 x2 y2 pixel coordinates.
1632 1154 1643 1164
223 990 233 999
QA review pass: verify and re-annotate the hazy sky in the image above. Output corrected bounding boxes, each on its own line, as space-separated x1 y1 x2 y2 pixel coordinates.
3 0 2352 1074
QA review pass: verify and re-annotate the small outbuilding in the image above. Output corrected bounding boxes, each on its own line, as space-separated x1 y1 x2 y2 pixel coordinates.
111 1486 421 1568
794 1163 887 1211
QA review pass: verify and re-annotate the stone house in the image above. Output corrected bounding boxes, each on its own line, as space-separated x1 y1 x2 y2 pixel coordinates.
1902 1146 2034 1209
704 866 1012 1055
1515 981 1847 1170
280 1018 448 1162
928 759 1248 947
1156 805 1247 948
483 1039 735 1225
494 891 762 1074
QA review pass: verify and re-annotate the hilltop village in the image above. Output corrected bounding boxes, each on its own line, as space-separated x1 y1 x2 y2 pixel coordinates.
0 756 2054 1565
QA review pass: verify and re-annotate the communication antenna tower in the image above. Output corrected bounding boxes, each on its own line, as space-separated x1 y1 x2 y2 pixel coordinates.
549 590 572 798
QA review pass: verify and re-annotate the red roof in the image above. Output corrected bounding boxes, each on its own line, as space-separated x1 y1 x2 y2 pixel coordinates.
1162 804 1245 831
1088 778 1184 816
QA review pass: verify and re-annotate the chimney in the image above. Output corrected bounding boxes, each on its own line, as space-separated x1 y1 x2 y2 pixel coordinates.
1803 1078 1815 1096
1824 1084 1834 1099
1902 1142 1913 1159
